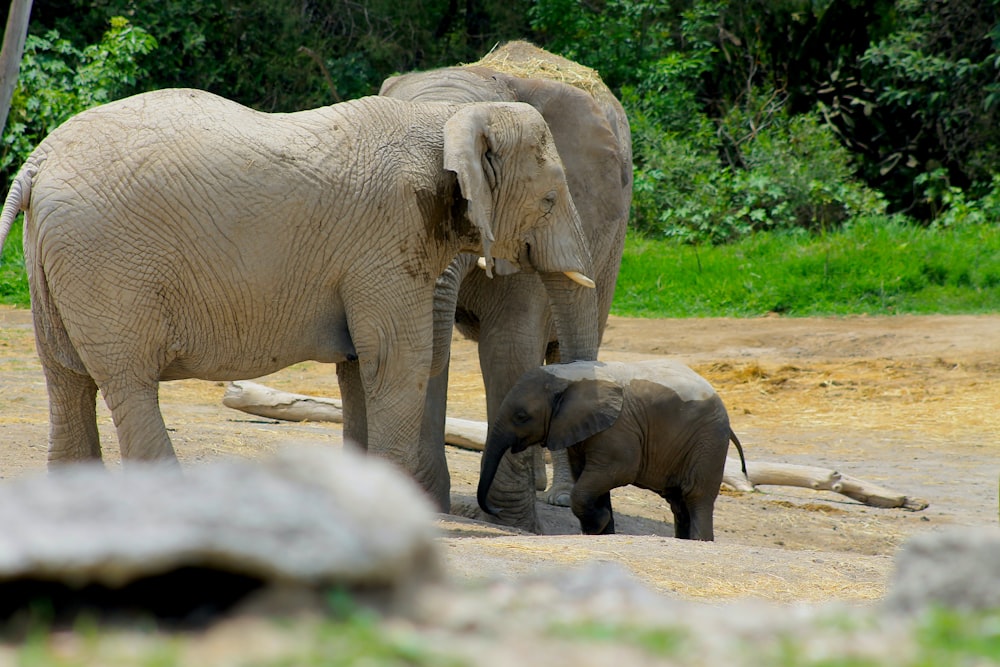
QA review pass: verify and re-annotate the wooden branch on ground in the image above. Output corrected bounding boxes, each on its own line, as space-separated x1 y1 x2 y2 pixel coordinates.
223 381 488 448
223 380 929 511
724 458 929 510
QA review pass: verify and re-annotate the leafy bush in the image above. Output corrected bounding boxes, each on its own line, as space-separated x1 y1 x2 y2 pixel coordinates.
1 17 157 183
631 104 886 243
916 171 1000 228
860 0 1000 207
533 0 890 243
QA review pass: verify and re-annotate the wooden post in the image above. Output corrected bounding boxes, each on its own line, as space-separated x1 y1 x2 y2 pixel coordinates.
0 0 34 134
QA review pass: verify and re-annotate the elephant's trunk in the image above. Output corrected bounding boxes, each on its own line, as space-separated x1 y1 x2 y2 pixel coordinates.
477 432 517 516
540 271 600 362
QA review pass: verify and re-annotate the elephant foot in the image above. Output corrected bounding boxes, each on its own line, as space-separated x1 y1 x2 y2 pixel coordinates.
545 483 573 507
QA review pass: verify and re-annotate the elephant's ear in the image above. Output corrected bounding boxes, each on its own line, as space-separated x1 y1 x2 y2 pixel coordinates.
546 378 623 451
443 105 498 277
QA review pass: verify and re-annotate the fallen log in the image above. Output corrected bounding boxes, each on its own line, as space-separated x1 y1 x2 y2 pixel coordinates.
223 380 344 422
223 380 929 511
222 380 489 449
723 458 929 510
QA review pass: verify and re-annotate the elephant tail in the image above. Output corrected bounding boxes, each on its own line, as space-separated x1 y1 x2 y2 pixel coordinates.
729 429 748 480
0 164 33 254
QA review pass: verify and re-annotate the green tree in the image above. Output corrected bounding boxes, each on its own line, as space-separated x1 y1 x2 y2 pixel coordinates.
28 0 535 112
860 0 1000 215
1 16 156 183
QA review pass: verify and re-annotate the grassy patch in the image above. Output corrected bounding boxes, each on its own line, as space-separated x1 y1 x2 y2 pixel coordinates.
613 217 1000 317
11 589 465 667
913 607 1000 666
764 608 1000 667
0 216 28 307
548 620 687 657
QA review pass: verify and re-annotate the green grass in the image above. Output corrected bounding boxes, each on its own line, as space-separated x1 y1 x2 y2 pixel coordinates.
613 217 1000 317
7 600 1000 666
0 216 28 307
769 608 1000 667
548 619 687 657
12 589 465 667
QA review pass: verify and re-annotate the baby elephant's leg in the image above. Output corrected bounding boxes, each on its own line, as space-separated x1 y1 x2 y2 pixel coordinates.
570 469 617 535
683 493 716 541
662 485 718 541
571 487 615 534
661 489 691 539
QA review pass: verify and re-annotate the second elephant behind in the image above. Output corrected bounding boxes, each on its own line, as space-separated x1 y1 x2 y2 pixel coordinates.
477 360 748 540
382 41 632 529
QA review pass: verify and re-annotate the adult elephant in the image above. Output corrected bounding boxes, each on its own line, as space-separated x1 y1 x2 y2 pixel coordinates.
0 88 598 487
381 42 632 531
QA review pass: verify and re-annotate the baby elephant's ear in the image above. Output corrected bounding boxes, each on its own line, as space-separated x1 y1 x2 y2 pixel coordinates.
546 378 624 451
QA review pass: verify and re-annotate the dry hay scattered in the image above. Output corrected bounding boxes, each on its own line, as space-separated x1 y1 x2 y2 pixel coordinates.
692 357 1000 444
470 40 610 99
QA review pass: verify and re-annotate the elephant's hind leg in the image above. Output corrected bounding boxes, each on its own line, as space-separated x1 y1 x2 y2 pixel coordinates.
101 377 176 463
43 363 102 465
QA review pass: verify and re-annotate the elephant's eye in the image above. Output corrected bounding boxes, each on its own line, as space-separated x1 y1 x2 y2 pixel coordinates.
512 410 531 425
541 192 556 215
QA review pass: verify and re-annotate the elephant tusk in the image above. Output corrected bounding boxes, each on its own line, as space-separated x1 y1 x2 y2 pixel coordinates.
478 257 595 288
564 271 596 289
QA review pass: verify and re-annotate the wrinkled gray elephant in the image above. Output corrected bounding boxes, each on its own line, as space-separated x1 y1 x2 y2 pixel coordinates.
0 88 598 487
477 360 748 540
381 41 632 530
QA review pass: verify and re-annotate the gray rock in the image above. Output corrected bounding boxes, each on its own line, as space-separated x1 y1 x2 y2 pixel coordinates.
883 526 1000 614
0 446 441 617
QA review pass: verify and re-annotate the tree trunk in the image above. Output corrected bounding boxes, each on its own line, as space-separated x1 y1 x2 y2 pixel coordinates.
223 380 929 512
0 0 33 135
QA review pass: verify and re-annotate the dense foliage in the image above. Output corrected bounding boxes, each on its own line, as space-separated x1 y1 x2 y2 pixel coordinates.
2 0 998 245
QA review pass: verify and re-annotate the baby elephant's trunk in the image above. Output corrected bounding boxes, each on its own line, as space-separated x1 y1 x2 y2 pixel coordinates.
477 433 516 516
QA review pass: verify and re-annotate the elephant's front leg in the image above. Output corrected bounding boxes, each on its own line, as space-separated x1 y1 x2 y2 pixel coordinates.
337 360 368 452
418 362 451 511
546 448 576 506
571 484 616 535
569 454 619 535
360 354 430 478
345 292 442 508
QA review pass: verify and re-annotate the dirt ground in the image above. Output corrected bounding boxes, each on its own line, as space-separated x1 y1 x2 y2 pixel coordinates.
1 306 998 606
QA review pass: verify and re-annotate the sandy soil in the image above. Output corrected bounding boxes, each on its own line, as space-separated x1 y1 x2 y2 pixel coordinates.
1 306 998 605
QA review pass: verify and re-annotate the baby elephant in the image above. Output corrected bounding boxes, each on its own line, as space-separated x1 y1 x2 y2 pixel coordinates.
477 359 747 540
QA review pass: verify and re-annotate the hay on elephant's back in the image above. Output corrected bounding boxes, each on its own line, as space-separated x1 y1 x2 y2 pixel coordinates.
471 40 609 99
